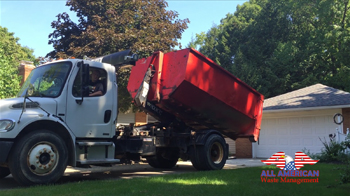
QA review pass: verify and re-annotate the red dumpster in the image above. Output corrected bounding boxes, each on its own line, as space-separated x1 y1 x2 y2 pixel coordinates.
127 48 264 141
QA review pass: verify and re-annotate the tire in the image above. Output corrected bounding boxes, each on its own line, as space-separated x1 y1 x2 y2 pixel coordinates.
190 134 227 170
0 167 10 179
146 148 179 169
189 146 206 170
8 130 68 186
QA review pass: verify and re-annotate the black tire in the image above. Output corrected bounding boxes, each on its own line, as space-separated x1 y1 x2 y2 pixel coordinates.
189 146 206 170
8 130 68 186
146 148 179 169
190 134 227 170
0 167 10 179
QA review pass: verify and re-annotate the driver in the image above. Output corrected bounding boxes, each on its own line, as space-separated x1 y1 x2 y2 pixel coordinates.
89 70 104 96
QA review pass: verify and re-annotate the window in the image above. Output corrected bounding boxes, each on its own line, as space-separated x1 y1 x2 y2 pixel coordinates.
18 61 72 98
72 67 107 97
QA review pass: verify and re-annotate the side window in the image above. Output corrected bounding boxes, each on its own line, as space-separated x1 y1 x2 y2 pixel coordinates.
72 68 107 97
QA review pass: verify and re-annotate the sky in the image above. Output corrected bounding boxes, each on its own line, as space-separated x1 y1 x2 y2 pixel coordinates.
0 0 247 57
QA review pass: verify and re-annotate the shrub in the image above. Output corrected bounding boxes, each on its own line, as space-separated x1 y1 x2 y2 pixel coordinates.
317 134 348 163
340 159 350 184
315 133 350 184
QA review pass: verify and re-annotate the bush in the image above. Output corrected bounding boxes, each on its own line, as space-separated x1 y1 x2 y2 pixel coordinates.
301 148 319 160
317 135 348 163
340 159 350 184
317 134 350 184
304 134 350 184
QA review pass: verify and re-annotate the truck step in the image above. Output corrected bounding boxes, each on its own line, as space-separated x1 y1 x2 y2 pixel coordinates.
76 141 114 146
77 159 120 165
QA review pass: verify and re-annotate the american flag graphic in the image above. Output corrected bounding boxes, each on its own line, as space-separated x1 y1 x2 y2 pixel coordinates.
283 161 297 170
261 152 318 170
261 152 286 169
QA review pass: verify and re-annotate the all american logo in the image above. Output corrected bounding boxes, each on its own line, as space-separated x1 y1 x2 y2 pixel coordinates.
260 152 319 184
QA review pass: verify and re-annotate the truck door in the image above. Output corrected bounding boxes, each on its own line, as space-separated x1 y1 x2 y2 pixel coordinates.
65 62 117 138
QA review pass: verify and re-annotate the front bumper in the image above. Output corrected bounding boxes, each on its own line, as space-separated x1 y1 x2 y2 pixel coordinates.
0 141 13 164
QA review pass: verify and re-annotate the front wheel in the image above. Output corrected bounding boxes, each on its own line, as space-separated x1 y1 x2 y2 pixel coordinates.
9 130 68 186
190 134 227 170
0 167 10 179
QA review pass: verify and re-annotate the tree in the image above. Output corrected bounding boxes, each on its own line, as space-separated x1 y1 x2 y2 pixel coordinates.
194 0 350 98
48 0 189 112
198 0 270 94
187 32 206 50
286 0 350 92
0 26 36 99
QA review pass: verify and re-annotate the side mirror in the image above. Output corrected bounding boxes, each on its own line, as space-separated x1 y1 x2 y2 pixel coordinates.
82 63 90 87
80 63 90 87
76 61 90 104
81 63 90 97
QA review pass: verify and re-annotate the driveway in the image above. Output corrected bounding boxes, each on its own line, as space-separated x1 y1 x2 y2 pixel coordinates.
0 158 264 189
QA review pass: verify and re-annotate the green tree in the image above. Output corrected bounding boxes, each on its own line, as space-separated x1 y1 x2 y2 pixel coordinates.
286 0 350 92
194 0 350 98
198 0 269 94
0 26 36 99
48 0 189 112
187 32 206 50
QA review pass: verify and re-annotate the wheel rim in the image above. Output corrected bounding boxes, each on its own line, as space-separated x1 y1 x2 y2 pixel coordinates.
27 142 59 175
210 142 224 164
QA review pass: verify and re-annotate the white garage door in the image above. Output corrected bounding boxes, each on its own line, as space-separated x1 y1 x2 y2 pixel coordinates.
117 112 135 125
225 138 236 155
253 109 341 158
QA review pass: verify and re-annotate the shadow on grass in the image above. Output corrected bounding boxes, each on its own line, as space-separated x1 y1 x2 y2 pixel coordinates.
1 163 350 196
0 163 197 190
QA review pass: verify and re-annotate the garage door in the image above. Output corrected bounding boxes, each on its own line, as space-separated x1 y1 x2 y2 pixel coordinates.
253 109 341 158
225 138 236 156
117 112 135 125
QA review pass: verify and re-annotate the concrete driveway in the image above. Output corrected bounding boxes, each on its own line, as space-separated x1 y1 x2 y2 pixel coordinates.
0 158 264 190
225 158 265 168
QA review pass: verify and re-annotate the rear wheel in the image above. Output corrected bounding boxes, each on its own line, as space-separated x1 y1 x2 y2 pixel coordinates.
9 130 68 186
189 145 205 170
190 134 227 170
146 148 179 169
0 167 10 179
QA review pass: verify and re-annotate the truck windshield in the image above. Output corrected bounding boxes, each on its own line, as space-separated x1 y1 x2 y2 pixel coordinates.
17 61 72 98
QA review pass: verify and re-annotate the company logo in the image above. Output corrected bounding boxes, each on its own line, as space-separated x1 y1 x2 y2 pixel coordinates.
261 152 318 170
260 152 319 184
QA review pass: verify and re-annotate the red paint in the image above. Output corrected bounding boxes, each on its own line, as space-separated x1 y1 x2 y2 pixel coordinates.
127 48 264 141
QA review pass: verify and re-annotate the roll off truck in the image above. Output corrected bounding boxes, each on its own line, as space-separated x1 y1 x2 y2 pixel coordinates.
0 48 264 185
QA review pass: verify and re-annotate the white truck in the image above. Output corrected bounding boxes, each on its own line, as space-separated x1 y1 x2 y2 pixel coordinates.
0 48 264 185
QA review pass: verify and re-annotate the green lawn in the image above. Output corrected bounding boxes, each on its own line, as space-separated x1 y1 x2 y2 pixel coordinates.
1 163 349 196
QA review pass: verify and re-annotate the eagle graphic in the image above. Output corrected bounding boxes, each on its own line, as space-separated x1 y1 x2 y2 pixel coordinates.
261 152 318 170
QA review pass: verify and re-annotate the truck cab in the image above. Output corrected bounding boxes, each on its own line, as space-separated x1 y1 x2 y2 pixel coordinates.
0 51 133 185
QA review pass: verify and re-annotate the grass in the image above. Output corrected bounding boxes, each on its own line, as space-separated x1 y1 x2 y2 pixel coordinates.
1 163 350 196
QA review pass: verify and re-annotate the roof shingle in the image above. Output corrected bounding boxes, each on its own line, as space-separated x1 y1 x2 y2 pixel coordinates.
263 84 350 110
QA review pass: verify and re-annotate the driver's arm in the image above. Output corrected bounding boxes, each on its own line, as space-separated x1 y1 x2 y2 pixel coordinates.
89 91 103 96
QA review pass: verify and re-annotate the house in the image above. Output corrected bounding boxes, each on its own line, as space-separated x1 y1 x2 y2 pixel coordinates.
252 83 350 158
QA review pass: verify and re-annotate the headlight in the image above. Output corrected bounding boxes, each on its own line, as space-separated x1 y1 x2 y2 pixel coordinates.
0 119 16 132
